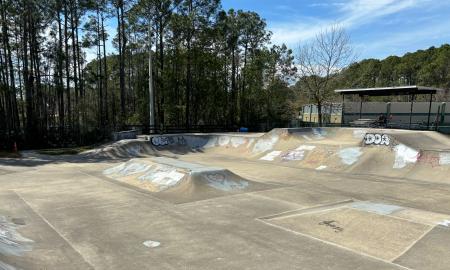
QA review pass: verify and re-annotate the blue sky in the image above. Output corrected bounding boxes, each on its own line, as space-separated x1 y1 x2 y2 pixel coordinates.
221 0 450 60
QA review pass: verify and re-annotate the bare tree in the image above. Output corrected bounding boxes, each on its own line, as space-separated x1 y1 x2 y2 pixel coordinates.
297 25 354 126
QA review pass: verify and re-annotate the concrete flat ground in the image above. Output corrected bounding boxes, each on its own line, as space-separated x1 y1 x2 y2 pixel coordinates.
1 129 450 270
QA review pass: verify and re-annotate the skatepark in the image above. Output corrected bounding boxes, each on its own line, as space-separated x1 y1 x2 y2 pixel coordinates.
1 127 450 270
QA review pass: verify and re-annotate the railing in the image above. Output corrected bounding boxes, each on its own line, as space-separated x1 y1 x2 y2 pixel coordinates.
134 122 296 134
129 125 236 134
297 120 450 134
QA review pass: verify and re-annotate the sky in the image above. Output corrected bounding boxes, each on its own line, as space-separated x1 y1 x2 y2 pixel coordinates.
221 0 450 60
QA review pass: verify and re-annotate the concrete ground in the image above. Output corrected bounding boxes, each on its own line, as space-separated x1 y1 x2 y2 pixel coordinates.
1 129 450 270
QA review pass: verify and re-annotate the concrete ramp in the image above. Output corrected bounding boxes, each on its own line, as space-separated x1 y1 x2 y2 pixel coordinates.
103 157 272 203
384 131 450 151
87 128 450 183
253 128 450 183
356 130 450 181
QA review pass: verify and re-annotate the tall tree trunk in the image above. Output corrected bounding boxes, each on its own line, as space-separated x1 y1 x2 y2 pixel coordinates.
185 0 193 129
16 28 26 130
101 12 108 128
64 1 71 132
70 0 79 139
117 0 126 128
230 48 237 127
23 4 34 145
57 2 65 137
30 11 44 139
158 16 164 127
0 40 12 138
96 6 103 129
1 0 20 134
240 43 248 126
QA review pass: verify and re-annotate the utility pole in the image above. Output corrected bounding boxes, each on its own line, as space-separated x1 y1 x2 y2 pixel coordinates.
148 18 155 134
147 1 181 134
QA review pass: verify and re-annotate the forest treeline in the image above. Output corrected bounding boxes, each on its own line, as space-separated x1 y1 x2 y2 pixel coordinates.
337 44 450 101
0 0 297 149
0 0 449 149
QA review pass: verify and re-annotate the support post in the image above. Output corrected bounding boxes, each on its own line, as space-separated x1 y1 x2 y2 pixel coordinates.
440 102 447 126
426 93 433 129
359 95 363 119
308 104 312 125
341 94 345 126
436 105 441 131
330 103 334 125
409 94 415 129
386 102 391 126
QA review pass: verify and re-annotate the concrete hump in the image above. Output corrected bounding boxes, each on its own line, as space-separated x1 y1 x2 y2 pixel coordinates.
103 157 272 203
81 139 155 159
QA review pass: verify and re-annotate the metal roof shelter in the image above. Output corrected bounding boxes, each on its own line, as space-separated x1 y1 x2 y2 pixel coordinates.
335 86 446 129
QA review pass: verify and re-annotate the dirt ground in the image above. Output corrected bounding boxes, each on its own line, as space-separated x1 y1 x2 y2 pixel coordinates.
1 128 450 270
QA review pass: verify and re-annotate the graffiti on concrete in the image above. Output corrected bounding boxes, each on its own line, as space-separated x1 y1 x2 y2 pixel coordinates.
318 220 343 233
417 152 441 168
306 149 333 165
151 136 186 146
338 147 363 165
417 152 450 168
281 150 305 161
438 220 450 227
281 145 316 161
204 173 249 191
312 128 328 139
252 135 279 154
260 151 282 161
440 153 450 165
393 144 419 169
143 240 161 248
364 133 390 146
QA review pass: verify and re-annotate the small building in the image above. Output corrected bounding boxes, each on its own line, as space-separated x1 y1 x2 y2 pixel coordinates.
300 103 342 124
334 86 449 131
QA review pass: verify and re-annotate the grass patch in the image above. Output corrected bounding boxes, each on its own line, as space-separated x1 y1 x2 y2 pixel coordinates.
0 151 21 158
36 146 94 156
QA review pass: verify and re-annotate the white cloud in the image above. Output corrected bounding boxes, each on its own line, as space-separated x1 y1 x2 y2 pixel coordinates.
270 17 329 46
270 0 430 47
339 0 422 27
308 2 346 8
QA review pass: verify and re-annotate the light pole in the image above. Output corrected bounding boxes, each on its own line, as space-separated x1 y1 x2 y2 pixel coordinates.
147 2 181 135
148 19 155 134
